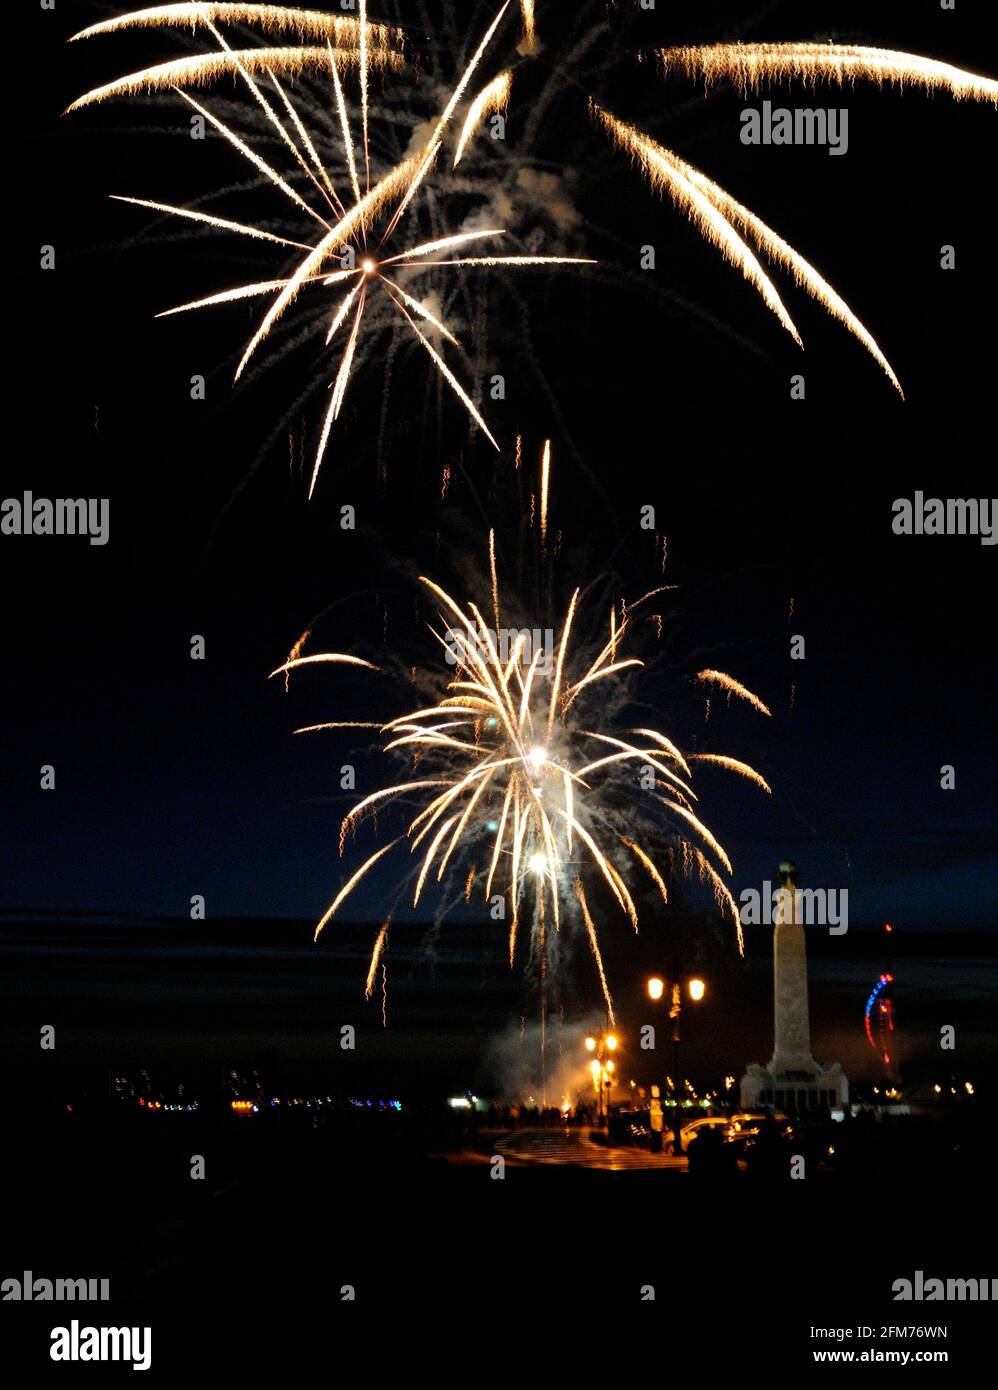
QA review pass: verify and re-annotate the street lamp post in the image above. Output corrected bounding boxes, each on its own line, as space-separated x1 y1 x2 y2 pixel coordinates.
584 1030 618 1127
648 972 706 1155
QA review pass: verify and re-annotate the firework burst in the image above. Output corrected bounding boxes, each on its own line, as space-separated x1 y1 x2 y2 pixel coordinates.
275 446 771 1014
70 1 998 454
69 2 594 491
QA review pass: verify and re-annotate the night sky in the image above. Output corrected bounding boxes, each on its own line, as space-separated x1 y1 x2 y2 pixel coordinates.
2 3 997 1352
4 1 995 1000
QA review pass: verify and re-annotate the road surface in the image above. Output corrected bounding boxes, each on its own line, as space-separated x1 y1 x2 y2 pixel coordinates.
494 1128 686 1170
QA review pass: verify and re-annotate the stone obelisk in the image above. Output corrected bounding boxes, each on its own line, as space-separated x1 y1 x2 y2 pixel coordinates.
740 861 848 1112
770 864 817 1076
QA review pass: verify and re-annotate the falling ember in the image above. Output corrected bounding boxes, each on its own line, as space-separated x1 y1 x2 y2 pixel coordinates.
574 882 614 1025
454 71 513 168
689 753 772 794
365 921 390 999
597 103 911 391
519 0 536 52
619 837 669 906
693 849 743 954
697 669 772 717
658 43 998 105
645 142 905 394
592 102 801 346
489 529 501 635
539 440 551 545
283 625 312 692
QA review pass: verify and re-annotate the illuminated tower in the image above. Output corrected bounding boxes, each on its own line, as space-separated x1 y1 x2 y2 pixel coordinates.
740 861 848 1112
770 863 817 1075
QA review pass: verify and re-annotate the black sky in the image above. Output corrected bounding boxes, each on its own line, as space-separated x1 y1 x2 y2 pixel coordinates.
5 0 996 944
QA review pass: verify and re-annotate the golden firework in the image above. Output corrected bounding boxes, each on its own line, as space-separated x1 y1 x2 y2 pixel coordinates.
658 43 998 104
279 448 771 1009
71 3 594 492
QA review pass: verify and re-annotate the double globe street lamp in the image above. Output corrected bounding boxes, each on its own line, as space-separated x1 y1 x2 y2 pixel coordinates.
584 1030 618 1127
648 973 706 1154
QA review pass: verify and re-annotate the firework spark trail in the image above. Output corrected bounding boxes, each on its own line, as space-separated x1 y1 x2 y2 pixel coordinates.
310 288 366 492
539 438 551 546
314 838 401 939
204 19 337 218
110 195 314 249
575 736 693 799
592 103 802 346
157 278 296 316
271 650 381 677
696 669 772 716
694 849 743 953
68 3 401 46
330 286 366 414
519 0 536 53
381 228 506 264
324 278 364 343
635 138 905 394
359 0 371 199
179 85 330 229
328 43 363 206
294 721 381 733
283 625 312 692
619 837 669 905
454 71 513 167
66 47 401 111
689 753 772 794
269 71 344 213
365 920 390 998
400 256 596 269
378 0 512 246
488 528 501 635
392 300 501 449
425 2 513 150
379 278 461 345
658 43 998 104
